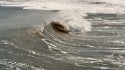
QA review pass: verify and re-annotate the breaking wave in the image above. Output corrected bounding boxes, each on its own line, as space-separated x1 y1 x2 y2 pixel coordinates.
0 0 125 69
1 0 125 33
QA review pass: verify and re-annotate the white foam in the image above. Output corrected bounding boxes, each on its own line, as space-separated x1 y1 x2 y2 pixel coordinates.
22 1 92 32
1 0 125 13
52 10 91 32
1 0 125 32
0 1 25 6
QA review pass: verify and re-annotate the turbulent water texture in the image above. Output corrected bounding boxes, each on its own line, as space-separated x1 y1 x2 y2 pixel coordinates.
0 0 125 70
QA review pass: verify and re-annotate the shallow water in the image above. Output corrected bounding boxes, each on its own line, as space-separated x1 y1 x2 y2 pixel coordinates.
0 3 125 70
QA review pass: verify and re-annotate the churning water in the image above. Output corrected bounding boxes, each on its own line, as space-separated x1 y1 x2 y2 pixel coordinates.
0 0 125 70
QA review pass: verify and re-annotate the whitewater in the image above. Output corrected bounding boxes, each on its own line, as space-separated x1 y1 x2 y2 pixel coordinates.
0 0 125 70
1 0 125 33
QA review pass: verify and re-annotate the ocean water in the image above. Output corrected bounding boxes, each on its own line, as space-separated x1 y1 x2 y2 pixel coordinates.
0 0 125 70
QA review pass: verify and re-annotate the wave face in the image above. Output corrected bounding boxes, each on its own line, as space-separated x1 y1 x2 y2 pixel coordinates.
51 10 91 32
1 0 125 32
0 0 92 32
0 0 125 70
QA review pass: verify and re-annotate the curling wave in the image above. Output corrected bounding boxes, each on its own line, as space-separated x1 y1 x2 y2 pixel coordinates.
49 10 91 33
1 0 125 33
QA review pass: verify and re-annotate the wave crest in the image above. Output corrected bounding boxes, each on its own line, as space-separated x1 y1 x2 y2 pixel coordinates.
51 10 91 33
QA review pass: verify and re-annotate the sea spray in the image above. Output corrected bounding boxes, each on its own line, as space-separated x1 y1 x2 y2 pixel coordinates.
1 0 125 33
51 10 91 33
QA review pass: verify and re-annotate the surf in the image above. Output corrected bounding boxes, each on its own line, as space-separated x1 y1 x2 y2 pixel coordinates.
49 10 91 33
1 0 125 33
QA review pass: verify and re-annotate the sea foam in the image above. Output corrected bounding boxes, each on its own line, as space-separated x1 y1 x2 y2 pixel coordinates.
1 0 125 32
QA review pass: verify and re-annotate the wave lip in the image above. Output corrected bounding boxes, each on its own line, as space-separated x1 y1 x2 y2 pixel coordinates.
52 10 92 33
1 0 125 33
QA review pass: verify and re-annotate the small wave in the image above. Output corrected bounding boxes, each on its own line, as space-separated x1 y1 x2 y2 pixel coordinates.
1 0 125 33
50 10 91 33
